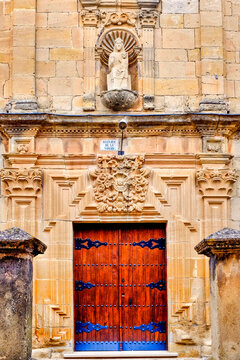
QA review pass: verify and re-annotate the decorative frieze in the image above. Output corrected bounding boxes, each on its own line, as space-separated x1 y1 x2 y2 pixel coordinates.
90 155 150 213
101 11 137 27
196 169 238 197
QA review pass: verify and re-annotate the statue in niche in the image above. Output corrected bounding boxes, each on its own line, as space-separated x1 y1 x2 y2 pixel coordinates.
107 38 131 91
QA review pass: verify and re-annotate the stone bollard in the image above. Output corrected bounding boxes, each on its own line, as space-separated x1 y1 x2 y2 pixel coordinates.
0 227 47 360
195 228 240 360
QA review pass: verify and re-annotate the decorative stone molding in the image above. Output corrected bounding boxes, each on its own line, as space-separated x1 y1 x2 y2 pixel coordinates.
90 155 150 213
81 10 100 27
143 95 155 110
199 99 230 114
139 9 158 27
138 0 160 8
196 169 238 197
202 137 225 153
1 168 42 196
101 11 137 27
83 93 96 111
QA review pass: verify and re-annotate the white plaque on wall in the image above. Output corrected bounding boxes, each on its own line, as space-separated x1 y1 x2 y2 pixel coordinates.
100 139 119 151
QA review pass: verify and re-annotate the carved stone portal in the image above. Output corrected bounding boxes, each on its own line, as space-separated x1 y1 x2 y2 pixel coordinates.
90 155 150 213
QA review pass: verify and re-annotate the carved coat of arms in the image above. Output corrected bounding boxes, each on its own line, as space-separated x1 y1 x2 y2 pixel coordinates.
90 155 150 213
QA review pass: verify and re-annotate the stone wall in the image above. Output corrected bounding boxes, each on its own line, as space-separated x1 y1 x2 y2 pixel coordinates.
0 0 239 113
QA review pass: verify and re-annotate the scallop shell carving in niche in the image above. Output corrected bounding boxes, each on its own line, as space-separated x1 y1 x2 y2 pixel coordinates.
100 30 139 66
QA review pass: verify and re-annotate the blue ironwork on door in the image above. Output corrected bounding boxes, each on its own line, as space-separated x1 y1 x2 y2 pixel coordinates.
74 224 167 352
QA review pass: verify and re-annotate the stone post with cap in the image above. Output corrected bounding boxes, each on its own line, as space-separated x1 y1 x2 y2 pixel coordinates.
195 228 240 360
0 227 47 360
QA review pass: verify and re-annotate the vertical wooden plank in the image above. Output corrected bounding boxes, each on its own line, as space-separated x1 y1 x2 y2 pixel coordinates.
73 223 167 351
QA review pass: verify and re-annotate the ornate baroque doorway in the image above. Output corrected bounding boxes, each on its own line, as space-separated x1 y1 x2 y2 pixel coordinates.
73 223 167 351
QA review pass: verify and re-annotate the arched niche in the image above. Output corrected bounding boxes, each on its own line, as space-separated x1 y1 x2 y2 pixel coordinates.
96 28 141 94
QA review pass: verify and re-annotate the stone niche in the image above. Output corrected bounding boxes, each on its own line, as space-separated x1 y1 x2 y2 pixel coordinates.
96 27 141 110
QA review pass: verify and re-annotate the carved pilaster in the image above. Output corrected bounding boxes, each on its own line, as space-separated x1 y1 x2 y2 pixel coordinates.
90 155 150 213
196 169 238 237
0 168 42 235
139 9 158 110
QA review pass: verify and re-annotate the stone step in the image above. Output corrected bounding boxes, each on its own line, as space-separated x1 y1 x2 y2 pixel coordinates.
63 351 178 359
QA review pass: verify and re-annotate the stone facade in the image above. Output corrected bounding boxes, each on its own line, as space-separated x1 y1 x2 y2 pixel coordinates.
0 0 240 359
0 0 239 113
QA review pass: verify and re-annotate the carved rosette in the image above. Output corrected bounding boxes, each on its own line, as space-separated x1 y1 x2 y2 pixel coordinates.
1 168 42 196
90 155 150 213
196 169 238 197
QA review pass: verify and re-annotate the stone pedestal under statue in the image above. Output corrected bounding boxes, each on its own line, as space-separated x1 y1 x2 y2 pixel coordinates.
0 227 47 360
195 228 240 360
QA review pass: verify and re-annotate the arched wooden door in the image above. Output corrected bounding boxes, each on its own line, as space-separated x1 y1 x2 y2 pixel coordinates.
73 223 167 351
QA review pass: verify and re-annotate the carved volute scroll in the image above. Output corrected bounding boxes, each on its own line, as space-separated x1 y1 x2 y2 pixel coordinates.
1 168 42 196
196 169 238 197
90 155 150 213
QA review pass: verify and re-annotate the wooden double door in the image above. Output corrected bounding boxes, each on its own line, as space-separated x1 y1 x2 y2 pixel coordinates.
74 223 167 351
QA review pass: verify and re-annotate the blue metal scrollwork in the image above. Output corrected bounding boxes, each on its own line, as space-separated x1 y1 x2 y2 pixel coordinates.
147 280 166 291
133 238 165 250
75 238 107 250
75 321 108 334
75 281 95 291
133 321 166 333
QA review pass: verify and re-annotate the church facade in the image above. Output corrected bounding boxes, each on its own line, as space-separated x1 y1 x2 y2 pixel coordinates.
0 0 240 358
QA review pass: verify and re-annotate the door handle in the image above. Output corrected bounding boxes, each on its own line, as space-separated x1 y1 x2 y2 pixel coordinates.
129 298 132 305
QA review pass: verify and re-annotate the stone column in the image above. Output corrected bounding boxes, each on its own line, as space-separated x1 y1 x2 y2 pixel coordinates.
139 9 158 110
0 227 47 360
195 228 240 360
81 9 99 111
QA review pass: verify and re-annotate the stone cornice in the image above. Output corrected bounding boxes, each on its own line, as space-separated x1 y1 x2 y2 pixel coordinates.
195 228 240 257
195 239 240 257
0 113 239 138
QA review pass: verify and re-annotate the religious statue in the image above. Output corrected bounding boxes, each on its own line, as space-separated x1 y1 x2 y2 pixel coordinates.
107 38 131 91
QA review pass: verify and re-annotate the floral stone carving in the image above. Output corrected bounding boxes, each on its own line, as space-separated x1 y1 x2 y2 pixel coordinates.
196 169 238 197
1 168 42 196
90 155 150 213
